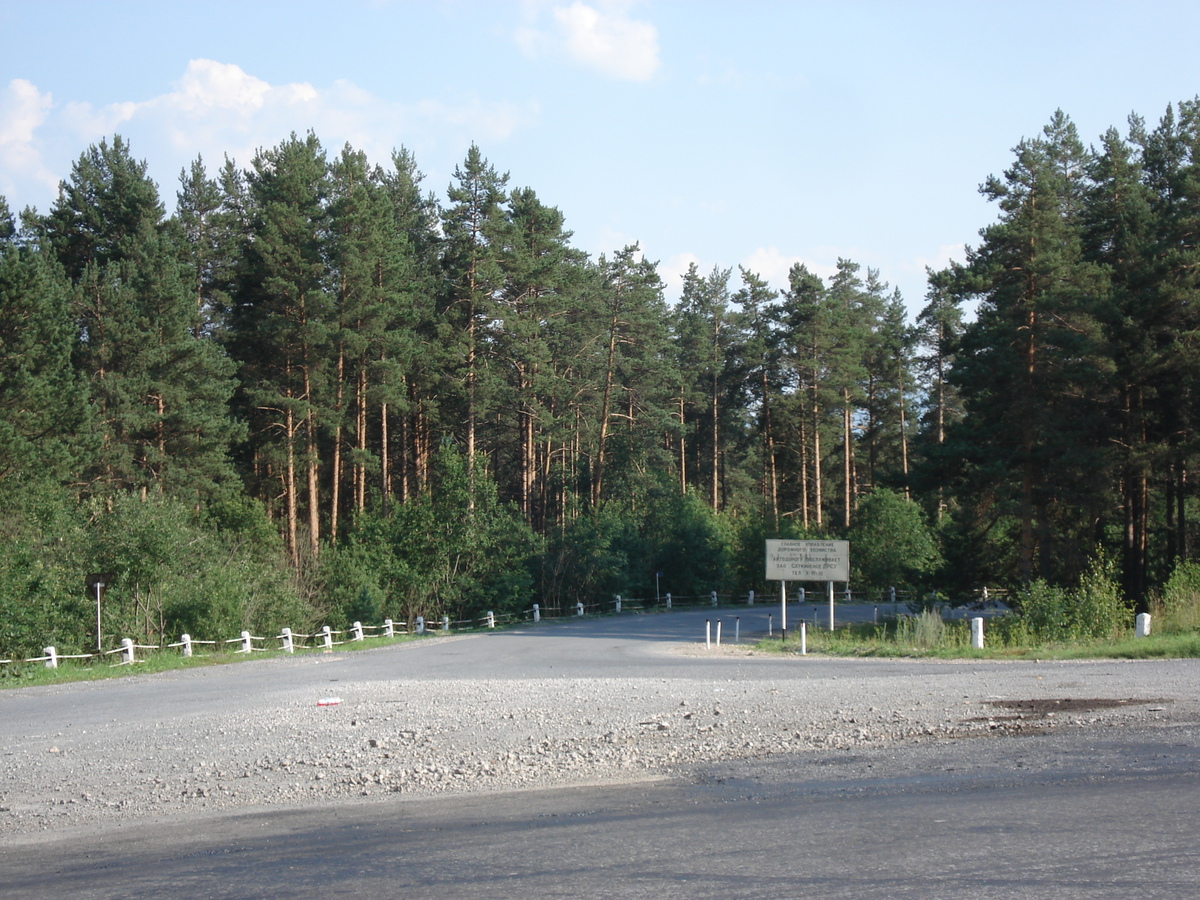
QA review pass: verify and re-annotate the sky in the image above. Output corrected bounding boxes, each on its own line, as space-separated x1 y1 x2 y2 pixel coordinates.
1 0 1198 315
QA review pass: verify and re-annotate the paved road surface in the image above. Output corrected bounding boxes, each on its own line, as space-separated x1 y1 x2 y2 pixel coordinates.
2 607 1197 898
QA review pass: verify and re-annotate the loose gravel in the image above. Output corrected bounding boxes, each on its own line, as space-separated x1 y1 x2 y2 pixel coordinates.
2 644 1196 840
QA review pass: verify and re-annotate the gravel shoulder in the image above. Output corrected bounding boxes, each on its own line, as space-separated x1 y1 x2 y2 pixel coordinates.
2 623 1197 843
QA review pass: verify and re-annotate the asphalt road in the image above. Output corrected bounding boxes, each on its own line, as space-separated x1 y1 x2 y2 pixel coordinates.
2 607 1197 898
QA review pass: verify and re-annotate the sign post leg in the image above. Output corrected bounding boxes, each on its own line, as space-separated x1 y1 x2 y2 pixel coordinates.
780 580 787 641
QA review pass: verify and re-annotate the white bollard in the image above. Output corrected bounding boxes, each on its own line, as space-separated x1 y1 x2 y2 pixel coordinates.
798 587 805 603
121 637 135 664
615 595 622 613
665 593 672 610
280 628 294 653
240 630 253 653
487 611 495 629
533 604 540 623
351 621 364 641
576 602 584 617
441 615 450 632
735 616 740 643
716 619 722 646
321 625 333 649
706 619 711 649
416 616 425 634
768 614 773 637
844 588 852 603
748 590 755 606
180 634 193 657
43 646 58 669
800 621 807 655
384 619 394 638
971 616 984 650
1136 612 1152 638
711 591 718 607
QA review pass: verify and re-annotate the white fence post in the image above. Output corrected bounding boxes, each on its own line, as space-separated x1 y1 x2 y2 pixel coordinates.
971 617 985 650
843 587 852 603
239 630 253 653
383 619 394 638
748 590 755 606
533 604 540 623
121 637 135 664
716 619 722 646
735 616 740 643
180 634 193 657
43 646 58 669
441 616 450 632
576 602 584 617
350 621 362 641
487 611 495 629
321 626 333 649
798 587 805 603
416 616 425 634
1136 612 1152 638
615 595 622 613
665 592 672 610
711 591 718 607
280 628 294 653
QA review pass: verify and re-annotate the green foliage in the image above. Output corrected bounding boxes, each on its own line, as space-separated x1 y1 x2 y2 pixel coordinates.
1015 555 1129 642
1154 561 1200 633
848 488 941 590
322 445 539 625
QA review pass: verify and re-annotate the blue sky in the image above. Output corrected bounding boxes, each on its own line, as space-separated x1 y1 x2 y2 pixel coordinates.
2 1 1197 313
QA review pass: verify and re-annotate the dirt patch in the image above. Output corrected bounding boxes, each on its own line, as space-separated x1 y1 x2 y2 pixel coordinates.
986 698 1171 715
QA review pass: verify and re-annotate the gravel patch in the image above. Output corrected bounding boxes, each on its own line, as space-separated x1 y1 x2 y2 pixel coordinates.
1 647 1196 840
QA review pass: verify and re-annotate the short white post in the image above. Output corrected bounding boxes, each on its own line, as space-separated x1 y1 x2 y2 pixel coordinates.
665 592 672 610
180 634 193 657
280 628 294 653
351 621 364 641
798 587 805 603
705 619 711 649
321 625 333 649
768 614 773 637
711 591 718 607
43 646 58 669
240 630 253 653
487 610 495 629
971 616 985 650
576 602 584 617
844 587 852 603
121 637 135 664
748 590 755 606
716 619 722 646
615 595 622 613
1136 612 1152 638
441 615 450 632
828 581 835 631
533 604 540 623
416 616 425 634
735 616 740 643
383 619 394 638
800 621 807 655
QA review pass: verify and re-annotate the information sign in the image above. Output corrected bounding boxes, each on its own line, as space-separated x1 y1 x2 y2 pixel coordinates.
765 539 849 582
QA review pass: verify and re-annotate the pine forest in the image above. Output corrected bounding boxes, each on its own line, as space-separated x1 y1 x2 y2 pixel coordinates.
4 101 1200 657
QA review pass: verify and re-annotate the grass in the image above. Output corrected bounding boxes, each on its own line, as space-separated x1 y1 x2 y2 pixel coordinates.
756 615 1200 660
0 631 427 690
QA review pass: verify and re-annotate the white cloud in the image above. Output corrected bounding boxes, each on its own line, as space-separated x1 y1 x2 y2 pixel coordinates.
517 2 660 81
740 246 837 293
0 78 57 196
0 62 538 213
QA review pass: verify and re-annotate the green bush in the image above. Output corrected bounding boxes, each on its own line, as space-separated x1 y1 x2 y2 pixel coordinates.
1155 561 1200 634
1015 555 1129 642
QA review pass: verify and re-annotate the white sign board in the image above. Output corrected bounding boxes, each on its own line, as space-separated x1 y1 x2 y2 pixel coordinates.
765 540 849 582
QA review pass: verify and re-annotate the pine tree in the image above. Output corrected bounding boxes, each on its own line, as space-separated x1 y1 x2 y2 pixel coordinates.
232 133 332 563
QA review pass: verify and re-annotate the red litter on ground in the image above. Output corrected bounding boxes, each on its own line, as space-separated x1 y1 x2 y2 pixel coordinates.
316 697 342 706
